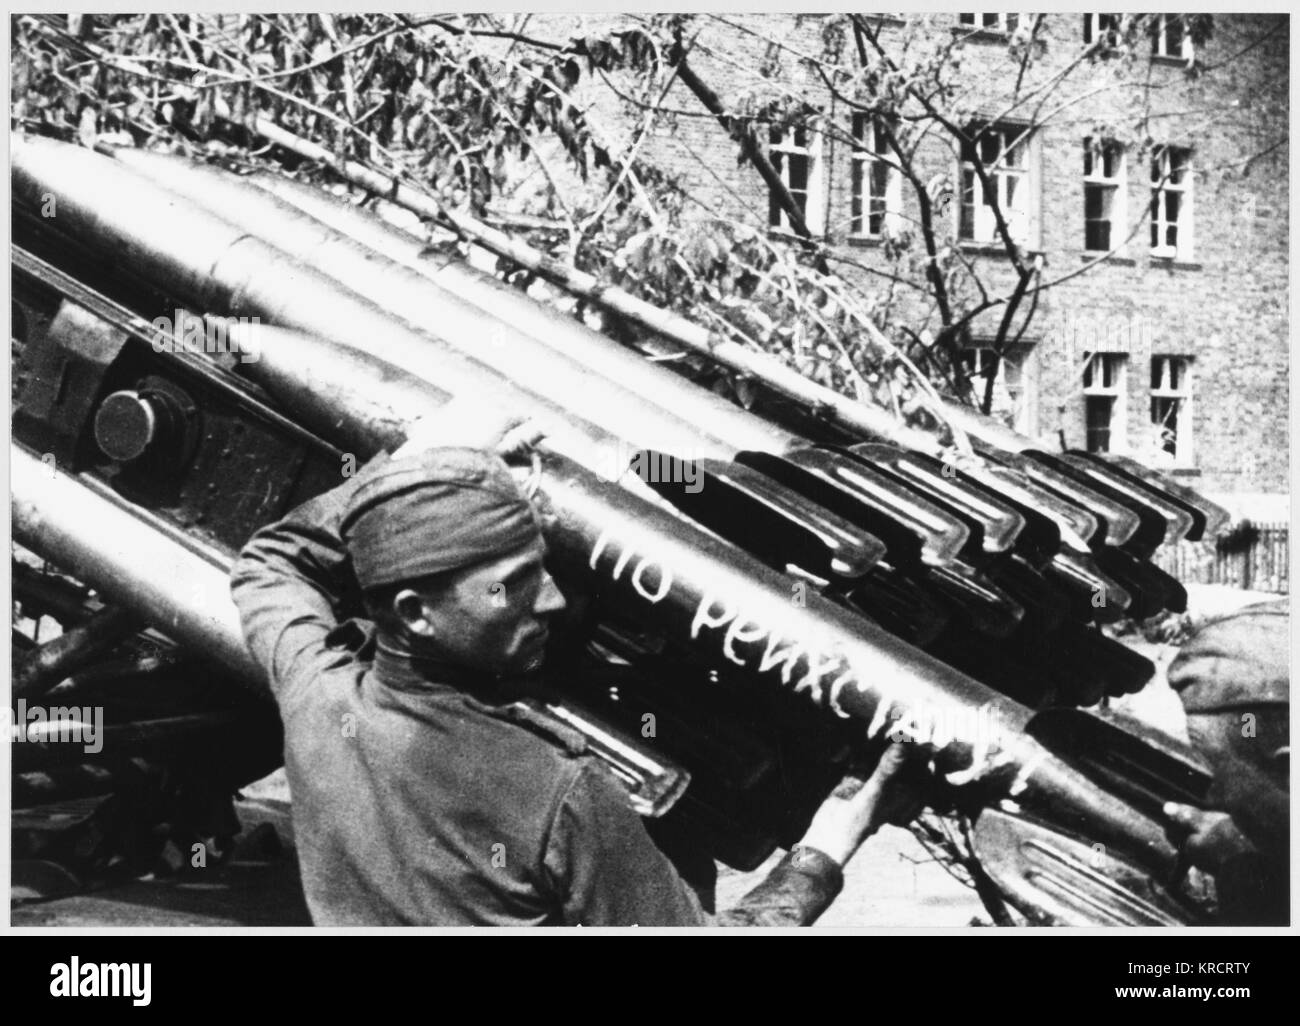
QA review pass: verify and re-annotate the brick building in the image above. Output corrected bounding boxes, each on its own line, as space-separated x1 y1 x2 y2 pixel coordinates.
563 13 1289 511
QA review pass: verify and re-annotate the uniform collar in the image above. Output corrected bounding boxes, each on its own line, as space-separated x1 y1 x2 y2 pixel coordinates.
370 632 546 706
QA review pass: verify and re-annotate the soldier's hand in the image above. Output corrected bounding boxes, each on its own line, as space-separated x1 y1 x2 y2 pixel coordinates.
393 401 544 462
1163 802 1257 875
798 742 925 866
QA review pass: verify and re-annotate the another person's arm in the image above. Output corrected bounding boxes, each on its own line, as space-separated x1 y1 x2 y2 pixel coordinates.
1163 802 1287 926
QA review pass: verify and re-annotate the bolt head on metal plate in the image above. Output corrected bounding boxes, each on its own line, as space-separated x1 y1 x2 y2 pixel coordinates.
94 390 156 462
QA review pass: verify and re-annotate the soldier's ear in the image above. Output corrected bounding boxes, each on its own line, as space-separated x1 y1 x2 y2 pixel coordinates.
393 588 437 638
1272 745 1289 776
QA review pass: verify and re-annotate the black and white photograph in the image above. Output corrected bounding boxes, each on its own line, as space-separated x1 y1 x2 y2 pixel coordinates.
6 8 1291 941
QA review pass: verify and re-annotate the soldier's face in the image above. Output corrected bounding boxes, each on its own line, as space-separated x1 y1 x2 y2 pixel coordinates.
395 536 567 676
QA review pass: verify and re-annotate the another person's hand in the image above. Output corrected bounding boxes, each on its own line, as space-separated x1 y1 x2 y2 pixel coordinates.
1163 802 1257 875
392 401 544 463
798 742 925 866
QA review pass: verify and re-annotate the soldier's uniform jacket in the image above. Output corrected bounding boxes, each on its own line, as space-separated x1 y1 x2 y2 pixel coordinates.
231 456 842 927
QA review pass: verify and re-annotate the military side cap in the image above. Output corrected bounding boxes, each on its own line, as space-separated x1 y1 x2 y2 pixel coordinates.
340 447 540 589
1167 600 1290 713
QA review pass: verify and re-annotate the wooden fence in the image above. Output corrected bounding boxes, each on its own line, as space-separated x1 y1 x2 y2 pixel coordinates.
1153 522 1289 594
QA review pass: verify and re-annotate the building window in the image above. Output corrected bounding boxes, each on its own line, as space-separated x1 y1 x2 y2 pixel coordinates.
960 344 1037 435
1150 356 1193 464
1150 145 1193 259
769 124 825 235
1083 138 1125 253
1083 14 1121 50
959 122 1035 247
1150 15 1194 61
1082 353 1127 454
850 114 900 238
959 14 1021 33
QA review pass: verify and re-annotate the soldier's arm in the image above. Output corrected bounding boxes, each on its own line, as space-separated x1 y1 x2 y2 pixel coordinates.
230 457 385 703
714 847 845 928
546 743 918 927
718 742 921 926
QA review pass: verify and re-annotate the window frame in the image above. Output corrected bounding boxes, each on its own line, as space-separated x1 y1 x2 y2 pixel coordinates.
958 121 1039 250
1150 14 1195 62
1081 352 1129 455
1149 144 1194 260
849 113 902 239
768 121 827 237
958 13 1023 34
1082 13 1121 51
1149 355 1194 466
1083 137 1127 255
